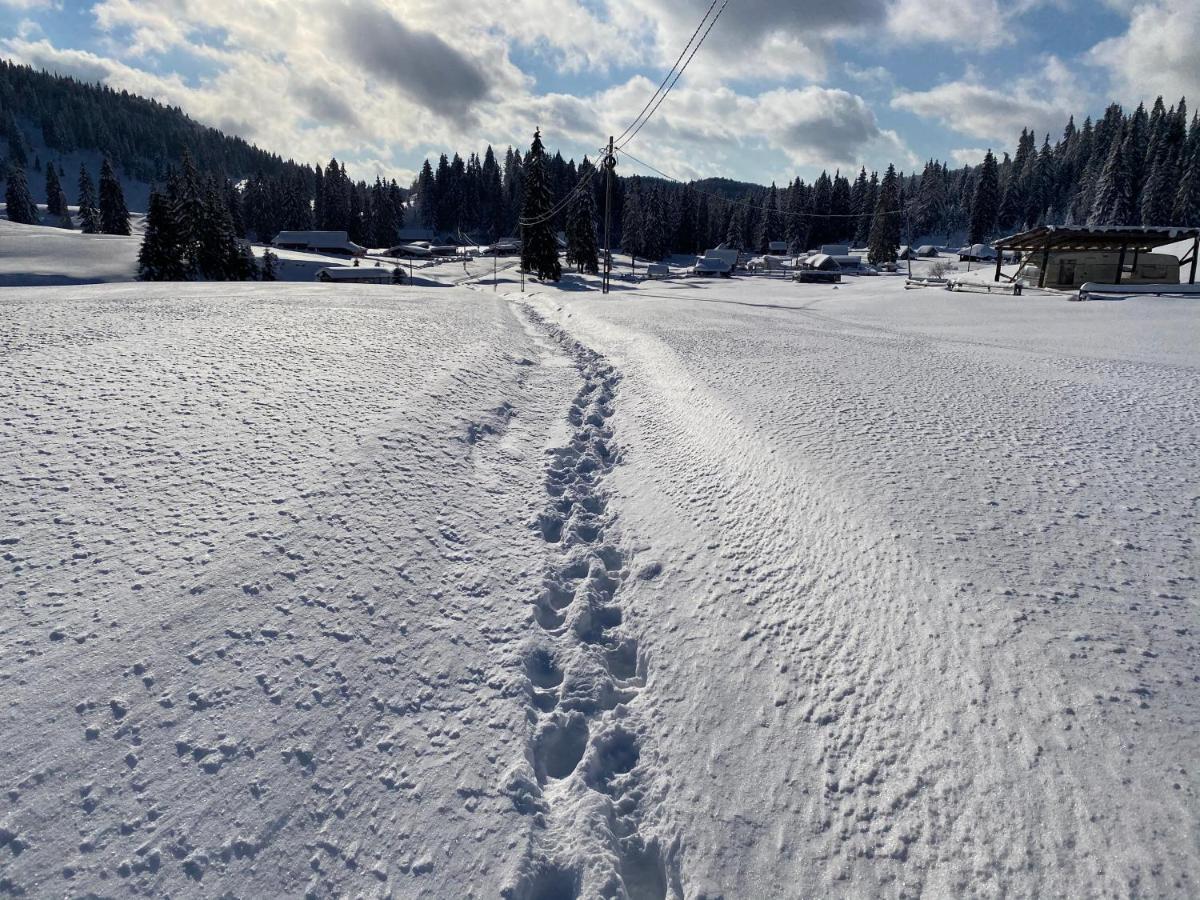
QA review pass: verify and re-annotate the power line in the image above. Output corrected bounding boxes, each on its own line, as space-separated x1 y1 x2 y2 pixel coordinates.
617 0 730 152
613 0 723 147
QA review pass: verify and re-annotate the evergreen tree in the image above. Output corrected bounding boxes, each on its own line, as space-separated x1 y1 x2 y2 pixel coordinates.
196 178 243 279
138 189 187 281
518 129 561 281
98 158 130 235
4 162 39 224
622 187 644 259
261 248 279 281
1173 114 1200 225
1088 128 1134 226
170 153 205 274
756 184 782 251
565 161 599 274
1140 143 1176 224
45 162 67 217
968 150 1000 243
867 164 901 264
77 165 100 233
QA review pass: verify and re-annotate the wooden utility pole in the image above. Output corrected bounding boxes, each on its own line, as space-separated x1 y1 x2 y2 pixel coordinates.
602 137 615 295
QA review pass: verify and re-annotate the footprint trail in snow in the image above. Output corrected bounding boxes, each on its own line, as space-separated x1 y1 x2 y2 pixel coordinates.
503 308 680 900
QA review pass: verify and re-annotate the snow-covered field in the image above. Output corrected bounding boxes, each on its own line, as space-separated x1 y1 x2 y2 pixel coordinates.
1 253 1197 897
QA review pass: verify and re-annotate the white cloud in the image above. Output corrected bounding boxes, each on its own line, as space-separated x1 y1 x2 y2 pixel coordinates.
0 0 60 9
1086 0 1200 105
950 147 989 166
891 57 1090 146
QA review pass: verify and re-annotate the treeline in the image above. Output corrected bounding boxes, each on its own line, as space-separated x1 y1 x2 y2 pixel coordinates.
4 154 129 234
0 59 295 182
412 97 1199 261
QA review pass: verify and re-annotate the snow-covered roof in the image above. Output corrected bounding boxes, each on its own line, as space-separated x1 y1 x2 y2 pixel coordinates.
274 231 366 254
275 230 348 244
316 266 394 281
993 224 1200 253
805 253 840 270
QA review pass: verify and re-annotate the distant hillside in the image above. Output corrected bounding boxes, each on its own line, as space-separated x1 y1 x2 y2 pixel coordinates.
0 59 297 184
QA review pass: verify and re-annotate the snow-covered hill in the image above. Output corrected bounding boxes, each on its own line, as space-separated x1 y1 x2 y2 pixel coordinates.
0 268 1196 897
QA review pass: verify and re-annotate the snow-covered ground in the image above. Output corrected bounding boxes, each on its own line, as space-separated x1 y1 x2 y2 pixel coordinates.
1 257 1197 897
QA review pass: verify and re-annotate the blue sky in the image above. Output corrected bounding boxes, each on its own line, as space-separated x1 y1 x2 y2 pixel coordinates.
2 0 1196 186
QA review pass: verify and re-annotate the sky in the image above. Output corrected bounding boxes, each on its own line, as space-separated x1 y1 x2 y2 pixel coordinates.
1 0 1197 187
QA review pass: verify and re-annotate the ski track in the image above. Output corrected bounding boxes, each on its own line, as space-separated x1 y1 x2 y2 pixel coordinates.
503 306 680 900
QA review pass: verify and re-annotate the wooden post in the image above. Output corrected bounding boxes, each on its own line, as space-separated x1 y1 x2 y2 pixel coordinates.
520 221 525 293
1038 237 1050 288
1190 234 1198 284
1115 243 1127 285
602 136 615 295
993 248 1003 282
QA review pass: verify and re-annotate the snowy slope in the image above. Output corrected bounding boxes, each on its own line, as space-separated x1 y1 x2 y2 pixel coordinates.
1 271 1197 898
0 217 143 286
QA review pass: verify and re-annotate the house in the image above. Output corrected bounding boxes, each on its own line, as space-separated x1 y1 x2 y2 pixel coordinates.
958 243 997 262
645 262 670 278
315 265 398 284
992 225 1200 289
703 246 740 269
767 240 789 255
273 230 366 257
492 237 521 256
794 254 841 283
897 245 917 260
819 244 850 256
916 245 940 257
692 255 733 277
747 255 789 272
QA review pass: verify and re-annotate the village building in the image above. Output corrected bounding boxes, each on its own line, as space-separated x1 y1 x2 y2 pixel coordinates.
915 245 940 257
273 231 366 257
315 265 398 285
992 225 1200 290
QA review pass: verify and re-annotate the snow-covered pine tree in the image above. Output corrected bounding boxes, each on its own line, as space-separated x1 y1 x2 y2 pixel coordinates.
968 150 1000 244
1088 128 1134 226
622 187 644 260
756 184 781 252
4 162 39 224
565 161 599 274
1140 143 1177 225
77 165 100 234
138 189 187 281
518 129 561 281
1173 115 1200 226
785 179 810 252
170 153 205 275
98 158 130 235
867 164 901 265
45 162 67 217
196 179 243 279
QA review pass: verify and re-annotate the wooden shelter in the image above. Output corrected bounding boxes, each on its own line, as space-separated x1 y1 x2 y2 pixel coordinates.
992 226 1200 288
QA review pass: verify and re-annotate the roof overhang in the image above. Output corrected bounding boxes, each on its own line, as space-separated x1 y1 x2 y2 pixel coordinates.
993 225 1200 253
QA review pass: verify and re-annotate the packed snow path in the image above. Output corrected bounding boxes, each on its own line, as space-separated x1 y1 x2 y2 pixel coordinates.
1 275 1197 898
